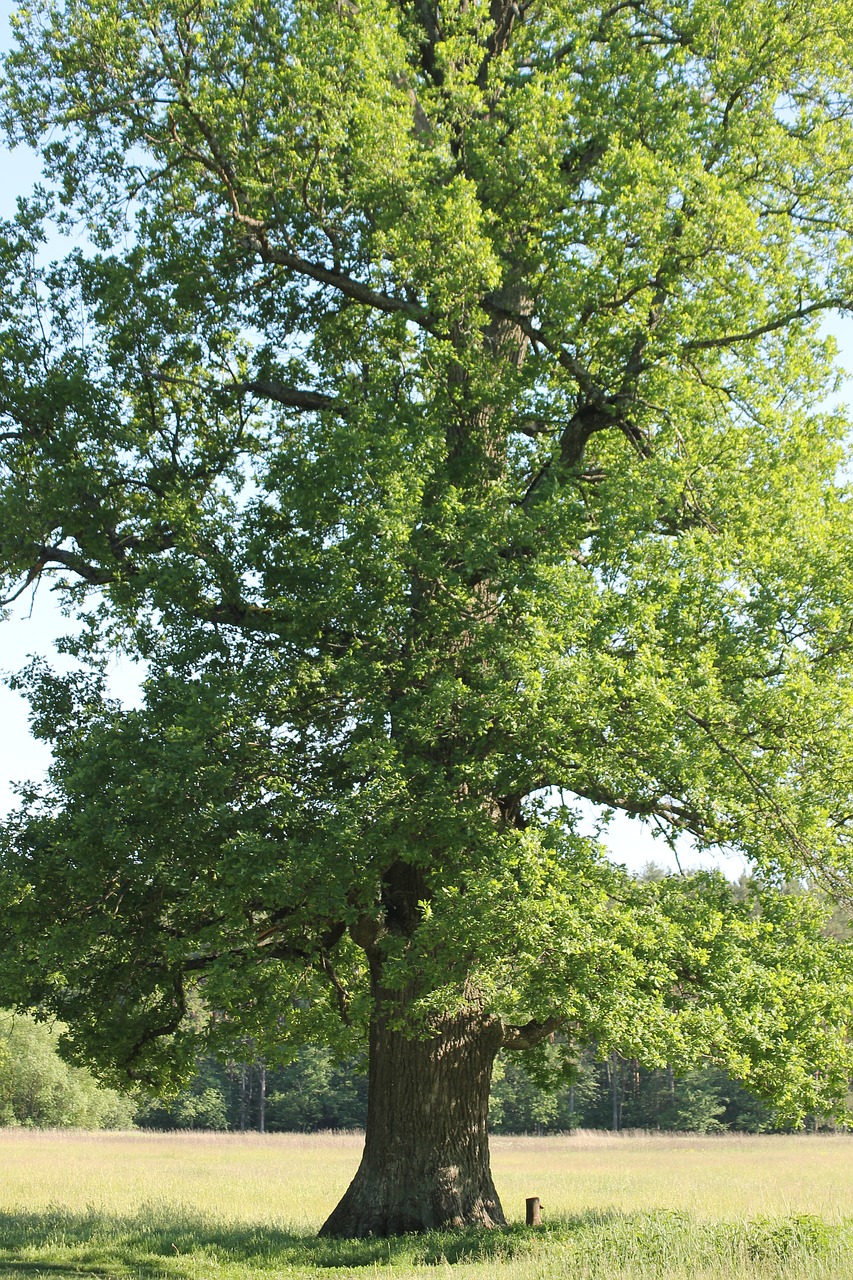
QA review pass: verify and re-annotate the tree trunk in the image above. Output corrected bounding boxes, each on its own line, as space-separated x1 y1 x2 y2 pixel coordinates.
319 1002 505 1237
611 1052 621 1132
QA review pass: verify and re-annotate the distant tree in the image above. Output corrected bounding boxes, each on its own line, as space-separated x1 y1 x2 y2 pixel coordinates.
491 1042 601 1133
0 1014 136 1128
137 1046 369 1132
135 1055 229 1130
490 1053 562 1134
1 0 853 1236
630 1064 727 1133
716 1072 776 1134
265 1047 368 1131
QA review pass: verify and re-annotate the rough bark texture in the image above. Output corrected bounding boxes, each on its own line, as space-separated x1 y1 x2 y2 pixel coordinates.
319 1001 505 1237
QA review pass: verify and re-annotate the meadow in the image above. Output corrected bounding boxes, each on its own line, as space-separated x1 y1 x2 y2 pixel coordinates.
0 1129 851 1279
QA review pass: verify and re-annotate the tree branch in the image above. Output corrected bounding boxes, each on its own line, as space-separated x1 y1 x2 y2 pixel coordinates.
7 545 114 595
242 380 342 413
683 296 847 351
484 300 604 401
502 1016 562 1050
242 232 437 332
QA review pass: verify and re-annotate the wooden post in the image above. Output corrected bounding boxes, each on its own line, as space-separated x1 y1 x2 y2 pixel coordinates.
525 1197 542 1227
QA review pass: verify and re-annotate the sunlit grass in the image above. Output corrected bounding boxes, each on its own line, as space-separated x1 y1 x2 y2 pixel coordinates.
0 1130 850 1278
493 1131 853 1223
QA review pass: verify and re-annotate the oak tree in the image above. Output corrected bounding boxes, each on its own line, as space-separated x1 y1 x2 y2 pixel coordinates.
1 0 853 1236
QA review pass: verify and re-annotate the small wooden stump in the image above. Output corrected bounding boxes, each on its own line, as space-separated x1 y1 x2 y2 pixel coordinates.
525 1196 542 1227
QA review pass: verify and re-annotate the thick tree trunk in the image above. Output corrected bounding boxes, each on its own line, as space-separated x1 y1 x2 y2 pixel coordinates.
319 1001 505 1237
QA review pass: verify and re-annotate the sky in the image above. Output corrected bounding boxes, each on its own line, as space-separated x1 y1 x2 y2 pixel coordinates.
0 3 848 878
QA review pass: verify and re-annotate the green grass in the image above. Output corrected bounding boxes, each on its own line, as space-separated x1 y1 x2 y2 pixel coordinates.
0 1131 851 1278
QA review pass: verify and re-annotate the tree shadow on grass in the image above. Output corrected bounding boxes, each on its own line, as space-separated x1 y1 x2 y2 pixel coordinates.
0 1205 845 1276
0 1204 602 1276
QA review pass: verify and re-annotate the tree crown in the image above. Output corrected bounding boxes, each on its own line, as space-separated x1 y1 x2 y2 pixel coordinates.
0 0 852 1116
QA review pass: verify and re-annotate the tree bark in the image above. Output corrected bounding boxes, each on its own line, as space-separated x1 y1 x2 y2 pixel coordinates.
319 1000 505 1237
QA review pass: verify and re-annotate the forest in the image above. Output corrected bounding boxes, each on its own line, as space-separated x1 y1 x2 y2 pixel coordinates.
0 1009 826 1135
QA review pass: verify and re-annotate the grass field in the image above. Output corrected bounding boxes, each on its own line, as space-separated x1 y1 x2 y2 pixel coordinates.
0 1129 851 1279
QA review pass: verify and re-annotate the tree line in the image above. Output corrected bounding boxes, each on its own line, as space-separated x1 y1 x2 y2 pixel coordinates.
3 1013 845 1134
133 1042 844 1136
0 1014 136 1129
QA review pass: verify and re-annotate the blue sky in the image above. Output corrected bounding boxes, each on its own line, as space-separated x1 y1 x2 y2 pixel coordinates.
0 1 847 878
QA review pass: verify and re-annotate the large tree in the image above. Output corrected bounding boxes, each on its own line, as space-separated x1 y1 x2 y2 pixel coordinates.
1 0 853 1237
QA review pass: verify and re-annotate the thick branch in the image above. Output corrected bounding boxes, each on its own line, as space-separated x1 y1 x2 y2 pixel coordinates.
200 598 364 652
484 300 604 402
571 780 707 839
477 0 528 90
521 403 617 508
1 546 113 604
501 1017 562 1050
0 528 180 605
319 952 352 1025
242 380 342 413
148 372 342 414
242 233 437 331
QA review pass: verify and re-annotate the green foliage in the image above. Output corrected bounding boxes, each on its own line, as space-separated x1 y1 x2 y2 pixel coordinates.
136 1048 369 1132
265 1050 368 1132
0 1014 136 1128
0 0 851 1132
491 1047 599 1133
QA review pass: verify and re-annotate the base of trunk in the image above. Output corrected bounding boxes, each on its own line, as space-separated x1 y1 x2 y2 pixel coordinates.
320 1154 506 1238
320 1005 505 1237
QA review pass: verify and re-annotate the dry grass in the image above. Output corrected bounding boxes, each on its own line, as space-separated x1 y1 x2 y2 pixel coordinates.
1 1128 850 1227
491 1130 853 1224
0 1129 850 1278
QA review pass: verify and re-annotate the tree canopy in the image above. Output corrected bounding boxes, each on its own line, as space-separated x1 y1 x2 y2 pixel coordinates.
1 0 853 1235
